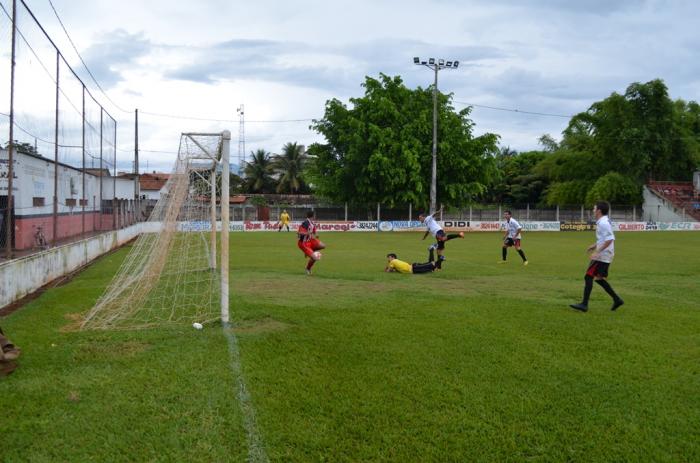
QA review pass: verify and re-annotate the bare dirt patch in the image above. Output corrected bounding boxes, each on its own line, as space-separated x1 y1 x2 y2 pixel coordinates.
60 313 85 333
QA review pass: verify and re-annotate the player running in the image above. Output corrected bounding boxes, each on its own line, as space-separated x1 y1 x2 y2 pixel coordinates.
418 212 464 269
297 210 326 275
500 210 528 265
570 201 624 312
385 253 437 274
278 209 291 232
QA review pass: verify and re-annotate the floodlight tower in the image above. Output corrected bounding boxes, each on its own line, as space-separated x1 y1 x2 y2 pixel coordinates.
237 105 245 175
413 57 459 215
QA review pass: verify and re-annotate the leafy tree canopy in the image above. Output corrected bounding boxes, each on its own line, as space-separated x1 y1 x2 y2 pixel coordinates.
307 74 499 208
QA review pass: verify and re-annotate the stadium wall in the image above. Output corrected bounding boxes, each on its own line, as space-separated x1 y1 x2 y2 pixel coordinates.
0 223 145 310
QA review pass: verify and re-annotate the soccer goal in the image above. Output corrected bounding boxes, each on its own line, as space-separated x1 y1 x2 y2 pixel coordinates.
81 131 231 330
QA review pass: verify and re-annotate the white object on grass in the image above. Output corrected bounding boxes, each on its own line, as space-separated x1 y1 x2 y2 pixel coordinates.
192 322 203 330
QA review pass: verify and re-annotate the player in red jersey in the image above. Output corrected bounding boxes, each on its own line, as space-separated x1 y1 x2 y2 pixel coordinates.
298 210 326 275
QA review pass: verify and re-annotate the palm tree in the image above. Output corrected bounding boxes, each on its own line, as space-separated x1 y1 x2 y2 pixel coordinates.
273 142 307 194
243 149 275 193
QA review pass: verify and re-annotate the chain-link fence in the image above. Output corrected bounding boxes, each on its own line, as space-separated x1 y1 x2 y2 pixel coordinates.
0 1 140 259
232 197 646 223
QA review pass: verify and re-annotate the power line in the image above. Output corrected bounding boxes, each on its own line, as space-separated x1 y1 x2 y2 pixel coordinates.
45 0 130 114
454 100 573 118
139 110 315 124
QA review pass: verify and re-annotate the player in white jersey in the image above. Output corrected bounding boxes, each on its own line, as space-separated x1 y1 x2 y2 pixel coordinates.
570 201 624 312
418 212 464 270
499 210 528 265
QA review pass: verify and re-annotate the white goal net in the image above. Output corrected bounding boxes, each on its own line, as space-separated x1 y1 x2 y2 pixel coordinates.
82 131 230 330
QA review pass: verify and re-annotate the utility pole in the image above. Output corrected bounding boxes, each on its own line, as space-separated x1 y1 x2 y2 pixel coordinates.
413 57 459 215
237 105 245 175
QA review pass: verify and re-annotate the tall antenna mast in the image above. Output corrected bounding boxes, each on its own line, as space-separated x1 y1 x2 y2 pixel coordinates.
237 104 245 174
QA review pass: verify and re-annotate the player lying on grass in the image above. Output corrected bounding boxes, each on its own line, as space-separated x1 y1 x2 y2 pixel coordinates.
500 210 528 265
385 253 437 274
297 210 326 275
570 201 624 313
418 212 464 269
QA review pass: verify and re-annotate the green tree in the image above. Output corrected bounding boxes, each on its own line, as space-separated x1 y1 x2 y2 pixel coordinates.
243 149 275 193
273 142 307 194
307 74 499 207
3 141 39 156
585 172 642 206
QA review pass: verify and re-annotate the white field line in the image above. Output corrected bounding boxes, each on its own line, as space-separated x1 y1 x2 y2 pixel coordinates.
222 322 270 463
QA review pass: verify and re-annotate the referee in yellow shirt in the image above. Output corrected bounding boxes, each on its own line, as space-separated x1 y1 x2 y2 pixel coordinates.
385 253 437 274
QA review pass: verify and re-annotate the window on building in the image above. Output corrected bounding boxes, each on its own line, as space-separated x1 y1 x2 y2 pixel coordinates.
33 197 45 207
79 199 88 206
65 198 77 207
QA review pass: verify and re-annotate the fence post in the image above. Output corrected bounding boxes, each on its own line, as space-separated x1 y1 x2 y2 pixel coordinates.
469 205 472 223
580 204 584 222
439 204 443 221
633 205 636 221
377 202 380 222
526 203 530 221
344 202 348 221
498 204 502 221
53 50 60 246
556 205 560 222
408 203 412 222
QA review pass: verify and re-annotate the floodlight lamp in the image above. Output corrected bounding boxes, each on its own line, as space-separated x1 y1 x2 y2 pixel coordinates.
429 58 435 65
446 61 453 67
421 61 427 65
413 57 420 64
454 61 459 68
438 59 445 65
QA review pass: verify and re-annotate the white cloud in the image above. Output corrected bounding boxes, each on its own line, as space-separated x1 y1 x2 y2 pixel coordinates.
1 0 698 172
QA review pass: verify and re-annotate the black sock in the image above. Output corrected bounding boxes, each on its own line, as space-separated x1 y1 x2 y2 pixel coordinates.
429 248 435 262
582 275 593 305
502 248 507 261
446 234 460 240
595 279 620 301
517 249 527 261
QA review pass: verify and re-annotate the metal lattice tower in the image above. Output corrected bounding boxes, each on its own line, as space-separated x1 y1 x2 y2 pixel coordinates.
237 104 245 174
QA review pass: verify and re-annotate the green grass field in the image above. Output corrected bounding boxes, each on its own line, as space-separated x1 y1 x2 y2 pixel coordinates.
1 231 699 462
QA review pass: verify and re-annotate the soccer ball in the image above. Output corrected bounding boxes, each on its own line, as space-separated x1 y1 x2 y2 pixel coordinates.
313 251 322 261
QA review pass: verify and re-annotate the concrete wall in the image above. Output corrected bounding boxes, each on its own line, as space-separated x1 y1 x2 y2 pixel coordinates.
642 186 694 222
0 223 146 310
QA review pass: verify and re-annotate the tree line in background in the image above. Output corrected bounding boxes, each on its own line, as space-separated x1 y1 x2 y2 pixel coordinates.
234 77 700 207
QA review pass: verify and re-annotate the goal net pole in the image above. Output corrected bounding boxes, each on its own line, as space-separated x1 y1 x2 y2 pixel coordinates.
221 130 231 323
210 163 217 270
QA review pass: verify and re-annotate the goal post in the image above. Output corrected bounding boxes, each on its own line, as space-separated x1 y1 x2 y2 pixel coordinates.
220 130 230 324
81 130 231 330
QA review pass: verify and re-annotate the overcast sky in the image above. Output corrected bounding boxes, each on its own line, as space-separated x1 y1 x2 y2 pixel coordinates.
1 0 699 172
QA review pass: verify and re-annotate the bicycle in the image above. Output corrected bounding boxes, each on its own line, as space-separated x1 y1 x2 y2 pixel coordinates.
34 226 48 250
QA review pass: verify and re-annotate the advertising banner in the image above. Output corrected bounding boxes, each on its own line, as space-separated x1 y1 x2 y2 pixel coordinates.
241 221 374 232
561 221 700 231
378 221 422 232
440 221 560 232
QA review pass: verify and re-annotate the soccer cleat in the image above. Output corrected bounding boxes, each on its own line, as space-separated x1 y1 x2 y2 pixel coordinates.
569 303 588 312
0 361 17 377
611 299 624 311
523 261 529 266
438 255 446 261
1 346 20 361
305 269 312 276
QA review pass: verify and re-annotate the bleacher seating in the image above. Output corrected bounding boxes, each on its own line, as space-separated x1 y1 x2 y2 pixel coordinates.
648 181 700 221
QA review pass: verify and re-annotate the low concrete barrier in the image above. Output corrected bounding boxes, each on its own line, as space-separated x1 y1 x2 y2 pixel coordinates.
0 223 146 310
